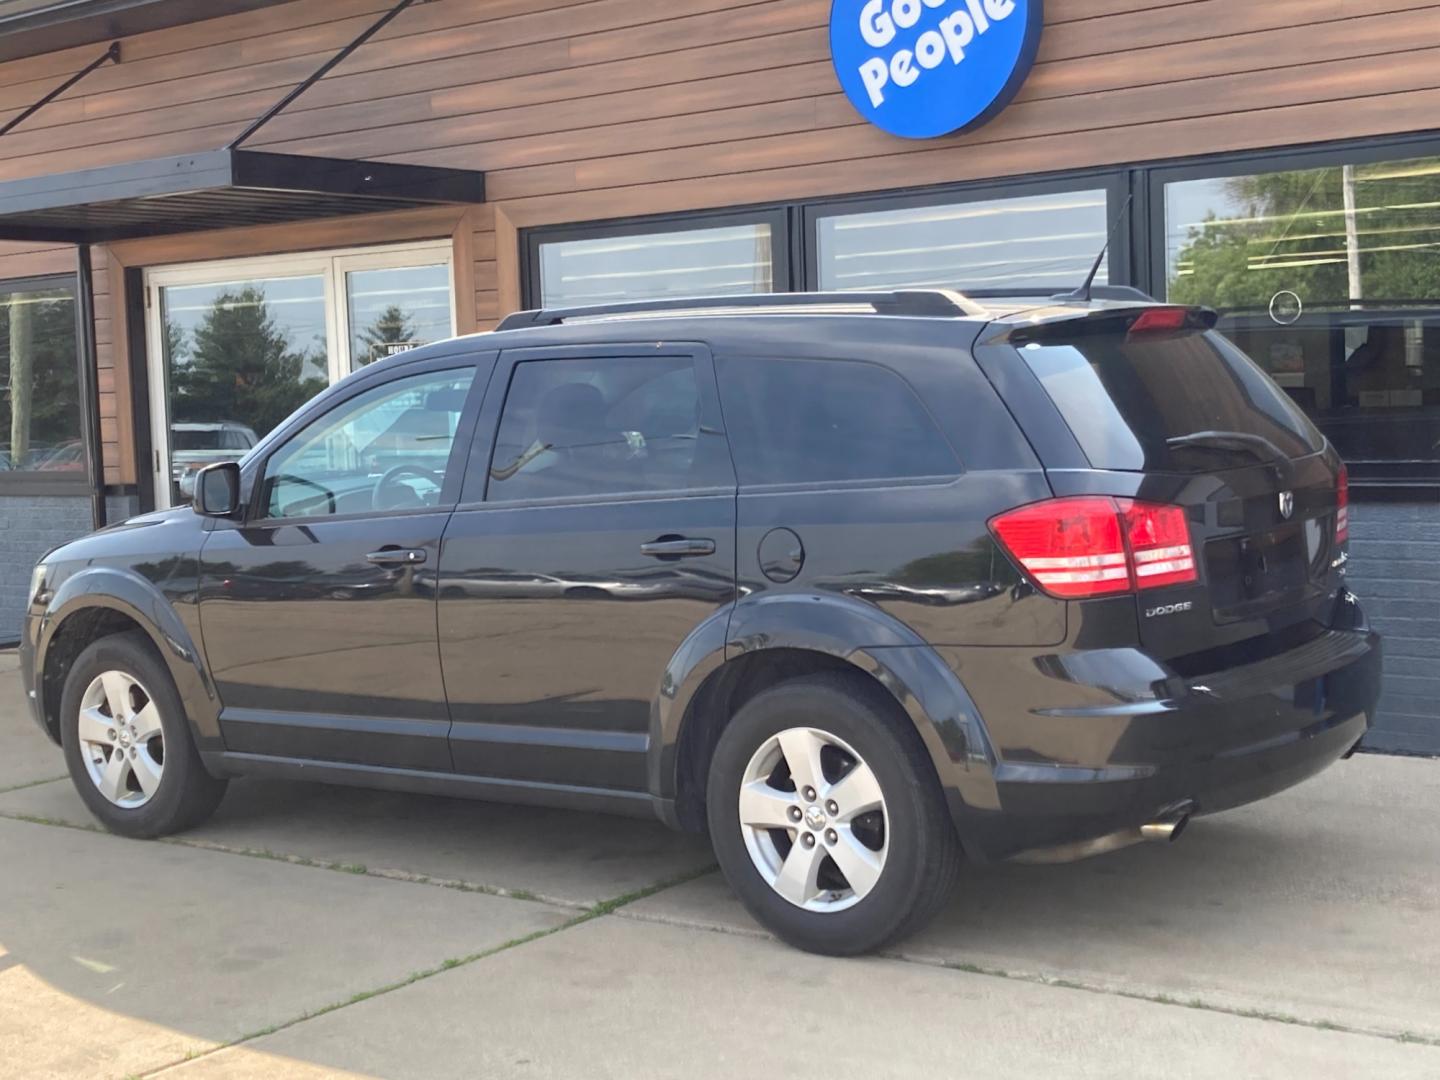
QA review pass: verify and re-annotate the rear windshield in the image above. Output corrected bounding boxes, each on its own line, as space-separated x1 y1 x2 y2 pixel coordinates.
1017 325 1324 472
172 429 222 450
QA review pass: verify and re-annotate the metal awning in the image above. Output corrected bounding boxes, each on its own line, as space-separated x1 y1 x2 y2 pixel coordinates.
0 149 485 244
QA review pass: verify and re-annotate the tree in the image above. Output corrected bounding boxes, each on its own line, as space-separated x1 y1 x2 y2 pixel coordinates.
2 288 83 469
355 303 418 366
169 285 326 438
1169 163 1440 311
8 289 33 465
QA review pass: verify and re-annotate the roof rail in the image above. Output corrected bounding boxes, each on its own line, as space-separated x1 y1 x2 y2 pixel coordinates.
495 290 985 331
961 285 1157 303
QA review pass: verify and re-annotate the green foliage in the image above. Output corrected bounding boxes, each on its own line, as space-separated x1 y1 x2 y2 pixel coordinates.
169 285 326 438
0 289 80 463
1170 161 1440 311
355 303 417 366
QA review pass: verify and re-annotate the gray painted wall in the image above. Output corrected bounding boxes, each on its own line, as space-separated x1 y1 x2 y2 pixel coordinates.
0 494 94 642
1348 500 1440 755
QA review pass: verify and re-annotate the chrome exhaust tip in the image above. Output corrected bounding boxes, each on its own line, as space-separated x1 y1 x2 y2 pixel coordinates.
1139 806 1192 843
1010 803 1195 864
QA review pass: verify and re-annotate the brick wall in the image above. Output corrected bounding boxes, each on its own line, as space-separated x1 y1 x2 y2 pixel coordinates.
1348 501 1440 755
0 495 94 642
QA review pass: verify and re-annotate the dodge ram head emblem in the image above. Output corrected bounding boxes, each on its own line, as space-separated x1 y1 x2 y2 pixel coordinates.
1278 490 1295 520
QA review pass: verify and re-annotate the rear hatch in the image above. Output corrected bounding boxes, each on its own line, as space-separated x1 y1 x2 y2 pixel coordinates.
981 305 1347 662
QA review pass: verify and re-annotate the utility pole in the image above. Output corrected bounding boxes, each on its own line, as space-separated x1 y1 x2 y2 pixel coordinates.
1342 163 1363 308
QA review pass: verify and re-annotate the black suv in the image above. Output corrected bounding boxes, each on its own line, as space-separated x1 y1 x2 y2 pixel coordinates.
21 290 1381 955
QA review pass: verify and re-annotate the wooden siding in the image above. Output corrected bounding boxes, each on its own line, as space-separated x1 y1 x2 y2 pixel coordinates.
0 0 1437 482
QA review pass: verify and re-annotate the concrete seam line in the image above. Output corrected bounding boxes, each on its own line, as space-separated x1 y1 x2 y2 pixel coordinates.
157 834 595 911
139 861 720 1079
0 774 66 796
604 898 1440 1051
0 808 701 912
0 809 105 833
613 904 771 942
883 950 1440 1050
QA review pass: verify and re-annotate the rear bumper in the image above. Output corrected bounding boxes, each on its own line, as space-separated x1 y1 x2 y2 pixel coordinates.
954 625 1381 861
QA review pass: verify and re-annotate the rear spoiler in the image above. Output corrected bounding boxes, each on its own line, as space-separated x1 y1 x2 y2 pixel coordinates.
990 305 1219 346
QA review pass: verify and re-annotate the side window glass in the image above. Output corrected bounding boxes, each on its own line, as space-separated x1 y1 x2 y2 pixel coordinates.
485 355 730 501
262 367 474 519
717 356 959 485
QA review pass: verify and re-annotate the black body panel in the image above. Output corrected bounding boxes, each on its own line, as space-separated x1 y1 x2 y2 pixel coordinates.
18 299 1383 865
197 510 454 770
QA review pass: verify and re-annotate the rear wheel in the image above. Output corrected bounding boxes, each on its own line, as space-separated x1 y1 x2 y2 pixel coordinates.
59 631 227 838
707 671 961 955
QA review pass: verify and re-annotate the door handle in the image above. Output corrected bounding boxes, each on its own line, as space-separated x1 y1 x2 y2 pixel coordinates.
366 548 427 566
640 537 716 559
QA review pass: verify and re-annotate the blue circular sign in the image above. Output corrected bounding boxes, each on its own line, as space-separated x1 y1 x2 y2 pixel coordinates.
830 0 1043 140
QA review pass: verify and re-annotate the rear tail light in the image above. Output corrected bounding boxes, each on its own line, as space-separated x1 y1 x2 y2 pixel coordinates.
990 496 1198 599
1123 500 1197 588
1336 464 1349 544
1123 305 1203 338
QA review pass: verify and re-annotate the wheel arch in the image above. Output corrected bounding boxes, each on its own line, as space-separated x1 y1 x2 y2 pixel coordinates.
36 568 221 749
651 594 999 852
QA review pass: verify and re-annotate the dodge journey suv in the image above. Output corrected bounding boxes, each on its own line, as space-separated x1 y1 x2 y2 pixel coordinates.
21 289 1381 955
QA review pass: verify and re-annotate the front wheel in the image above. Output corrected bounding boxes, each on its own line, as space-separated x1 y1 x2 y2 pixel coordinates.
59 631 227 839
707 672 961 955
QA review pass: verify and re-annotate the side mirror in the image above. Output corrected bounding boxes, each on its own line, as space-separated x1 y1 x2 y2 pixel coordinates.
194 462 241 517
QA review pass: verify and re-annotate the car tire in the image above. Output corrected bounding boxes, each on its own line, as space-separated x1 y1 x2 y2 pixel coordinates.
706 671 961 956
59 631 227 839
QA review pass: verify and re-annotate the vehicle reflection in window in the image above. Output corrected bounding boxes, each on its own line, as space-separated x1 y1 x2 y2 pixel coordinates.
171 422 258 500
262 368 474 519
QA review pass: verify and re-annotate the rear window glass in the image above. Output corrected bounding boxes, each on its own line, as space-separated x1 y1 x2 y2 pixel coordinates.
172 428 222 450
717 356 959 485
1018 326 1324 472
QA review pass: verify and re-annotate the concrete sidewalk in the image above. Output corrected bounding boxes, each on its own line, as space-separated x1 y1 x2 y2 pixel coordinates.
2 658 1438 1079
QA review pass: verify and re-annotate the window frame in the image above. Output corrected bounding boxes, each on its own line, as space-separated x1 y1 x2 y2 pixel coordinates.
0 271 90 496
463 343 733 509
243 354 486 527
1143 130 1440 500
521 206 795 309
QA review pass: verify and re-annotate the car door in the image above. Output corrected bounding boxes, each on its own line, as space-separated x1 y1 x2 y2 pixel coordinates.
438 344 737 793
197 353 492 770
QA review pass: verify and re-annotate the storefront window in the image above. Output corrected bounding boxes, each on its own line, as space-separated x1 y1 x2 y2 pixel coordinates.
1165 156 1440 489
345 262 451 366
0 279 81 476
536 221 775 306
159 273 327 505
816 189 1110 292
148 243 454 507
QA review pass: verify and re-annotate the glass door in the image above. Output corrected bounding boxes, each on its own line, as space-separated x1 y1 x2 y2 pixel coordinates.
145 242 454 508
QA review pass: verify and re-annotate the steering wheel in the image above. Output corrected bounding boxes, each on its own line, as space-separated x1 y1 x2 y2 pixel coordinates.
374 464 444 510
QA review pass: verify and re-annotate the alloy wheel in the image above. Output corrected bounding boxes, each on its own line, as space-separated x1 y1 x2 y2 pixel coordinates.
77 670 165 808
737 726 889 912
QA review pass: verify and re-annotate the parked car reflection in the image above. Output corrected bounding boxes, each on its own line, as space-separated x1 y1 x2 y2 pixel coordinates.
171 421 259 499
